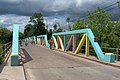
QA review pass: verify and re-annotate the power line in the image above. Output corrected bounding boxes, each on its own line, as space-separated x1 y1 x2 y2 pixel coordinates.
102 2 117 9
81 6 118 20
80 1 119 20
105 6 118 11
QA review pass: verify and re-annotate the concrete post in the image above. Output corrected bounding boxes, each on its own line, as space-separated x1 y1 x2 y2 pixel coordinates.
11 24 19 66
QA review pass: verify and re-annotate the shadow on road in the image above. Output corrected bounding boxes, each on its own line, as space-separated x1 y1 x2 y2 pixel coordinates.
22 48 33 64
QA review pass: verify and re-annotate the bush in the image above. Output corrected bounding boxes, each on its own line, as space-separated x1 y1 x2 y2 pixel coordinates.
0 46 4 64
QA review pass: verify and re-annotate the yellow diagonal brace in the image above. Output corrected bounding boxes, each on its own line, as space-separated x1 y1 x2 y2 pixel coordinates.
37 38 40 45
75 34 86 54
52 36 58 49
43 39 46 46
85 35 89 57
58 36 64 51
57 36 60 49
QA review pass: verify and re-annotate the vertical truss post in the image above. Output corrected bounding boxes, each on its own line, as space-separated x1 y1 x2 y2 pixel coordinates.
40 37 42 45
58 36 64 51
57 36 60 49
64 35 67 51
75 34 86 54
37 38 40 45
73 34 76 53
65 35 73 51
42 37 44 45
34 36 36 44
85 35 89 57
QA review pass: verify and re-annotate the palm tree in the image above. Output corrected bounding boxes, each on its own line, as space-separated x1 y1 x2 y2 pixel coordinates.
53 24 57 32
118 0 120 8
66 17 71 30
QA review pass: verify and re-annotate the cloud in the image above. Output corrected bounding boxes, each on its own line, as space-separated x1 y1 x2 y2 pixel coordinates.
0 14 29 32
0 0 119 17
44 16 69 30
0 0 119 32
0 14 69 32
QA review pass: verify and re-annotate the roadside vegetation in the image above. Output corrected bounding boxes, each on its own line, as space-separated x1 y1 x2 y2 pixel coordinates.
24 7 120 48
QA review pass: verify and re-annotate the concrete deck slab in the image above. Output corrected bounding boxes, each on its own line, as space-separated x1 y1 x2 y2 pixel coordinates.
0 48 25 80
0 66 25 80
23 44 120 80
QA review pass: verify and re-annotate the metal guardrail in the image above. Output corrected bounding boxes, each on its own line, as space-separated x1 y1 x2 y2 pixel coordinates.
80 45 120 61
0 41 12 64
102 47 120 61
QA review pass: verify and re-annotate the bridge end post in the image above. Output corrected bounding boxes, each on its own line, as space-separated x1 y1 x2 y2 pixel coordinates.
104 53 115 62
11 24 19 66
11 55 19 66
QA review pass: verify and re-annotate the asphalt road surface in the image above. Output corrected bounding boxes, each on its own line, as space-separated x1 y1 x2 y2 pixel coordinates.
23 44 120 80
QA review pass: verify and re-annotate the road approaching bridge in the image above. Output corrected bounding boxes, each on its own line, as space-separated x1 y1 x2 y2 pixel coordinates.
23 44 120 80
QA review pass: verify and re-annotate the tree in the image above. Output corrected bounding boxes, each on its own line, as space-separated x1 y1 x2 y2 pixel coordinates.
88 7 113 47
72 7 120 48
24 12 47 38
47 29 53 40
72 19 87 30
57 27 63 32
19 32 25 39
24 24 33 37
53 24 58 32
53 23 63 33
0 27 12 44
66 17 71 30
29 12 46 36
23 12 46 44
107 21 120 48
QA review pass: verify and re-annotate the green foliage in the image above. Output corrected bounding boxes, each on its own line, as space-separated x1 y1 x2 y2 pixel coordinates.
47 29 53 40
72 7 120 48
66 17 70 22
53 24 57 32
24 12 46 38
88 7 113 47
0 27 12 44
66 17 71 31
72 19 87 47
24 24 34 37
0 27 12 64
72 19 87 30
53 24 63 33
19 32 25 39
56 28 63 32
0 46 4 64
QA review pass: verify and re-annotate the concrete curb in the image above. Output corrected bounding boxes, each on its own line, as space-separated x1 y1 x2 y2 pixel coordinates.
55 49 120 69
37 45 120 69
20 48 31 80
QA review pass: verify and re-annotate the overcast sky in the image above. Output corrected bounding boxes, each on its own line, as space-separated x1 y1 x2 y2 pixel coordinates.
0 0 119 32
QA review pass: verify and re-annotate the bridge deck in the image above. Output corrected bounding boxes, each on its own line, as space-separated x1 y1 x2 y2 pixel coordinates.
23 44 120 80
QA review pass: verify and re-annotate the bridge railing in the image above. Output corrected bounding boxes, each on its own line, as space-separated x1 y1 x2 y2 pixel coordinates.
51 28 116 62
37 35 50 47
0 41 12 65
30 28 116 63
102 47 120 61
77 45 120 61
